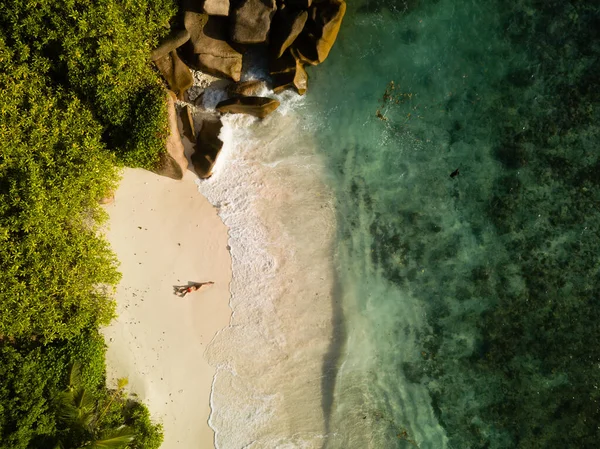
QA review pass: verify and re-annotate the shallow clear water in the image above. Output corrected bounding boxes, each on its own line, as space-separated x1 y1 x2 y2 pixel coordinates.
202 0 600 448
303 0 600 448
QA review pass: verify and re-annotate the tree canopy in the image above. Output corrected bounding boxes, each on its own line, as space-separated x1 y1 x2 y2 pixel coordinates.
0 0 177 446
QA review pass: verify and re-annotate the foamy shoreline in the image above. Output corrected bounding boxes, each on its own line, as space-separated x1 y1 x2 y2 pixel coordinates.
102 72 339 448
197 108 338 448
102 167 231 449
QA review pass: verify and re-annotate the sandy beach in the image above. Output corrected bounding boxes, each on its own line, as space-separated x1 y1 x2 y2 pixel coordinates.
101 167 231 449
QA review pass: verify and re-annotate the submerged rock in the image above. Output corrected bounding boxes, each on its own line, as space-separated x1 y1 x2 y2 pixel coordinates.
216 96 280 118
295 0 346 65
151 29 191 61
191 117 223 178
182 13 243 81
270 8 308 58
154 93 189 180
154 50 194 99
230 0 276 44
227 79 268 97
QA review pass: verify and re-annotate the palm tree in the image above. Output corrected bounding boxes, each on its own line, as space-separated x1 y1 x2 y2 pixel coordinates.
53 363 136 449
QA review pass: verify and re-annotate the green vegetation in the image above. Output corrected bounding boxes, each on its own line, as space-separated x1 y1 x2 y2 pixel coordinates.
0 0 176 447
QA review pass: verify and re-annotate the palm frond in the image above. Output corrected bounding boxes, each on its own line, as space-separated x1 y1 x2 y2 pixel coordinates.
57 387 95 429
116 377 128 390
69 362 83 389
80 425 136 449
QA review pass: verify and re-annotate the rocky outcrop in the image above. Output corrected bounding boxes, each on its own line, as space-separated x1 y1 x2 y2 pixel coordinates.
270 9 308 58
227 79 267 97
287 0 312 8
156 0 347 134
179 104 196 142
270 49 308 95
269 49 297 75
151 29 191 61
201 0 230 15
154 50 194 99
154 93 189 180
182 13 243 81
216 96 280 118
182 0 229 15
272 63 308 95
191 117 223 178
295 0 346 65
230 0 276 44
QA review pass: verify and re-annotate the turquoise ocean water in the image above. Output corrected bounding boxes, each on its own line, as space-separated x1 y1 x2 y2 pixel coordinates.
300 0 600 448
200 1 599 447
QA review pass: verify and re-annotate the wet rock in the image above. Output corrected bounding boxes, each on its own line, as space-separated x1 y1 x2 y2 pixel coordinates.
154 50 194 99
230 0 276 44
216 96 280 118
295 0 346 65
191 117 223 178
271 49 308 95
227 79 268 97
269 49 297 74
154 94 189 180
270 9 308 58
151 29 191 61
272 63 308 95
182 13 243 81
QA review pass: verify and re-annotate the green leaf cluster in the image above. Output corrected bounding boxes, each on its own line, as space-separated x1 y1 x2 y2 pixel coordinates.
0 0 175 169
0 332 162 449
0 66 120 341
1 0 176 446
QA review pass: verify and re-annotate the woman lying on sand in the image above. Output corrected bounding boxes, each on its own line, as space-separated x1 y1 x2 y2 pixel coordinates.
175 282 214 297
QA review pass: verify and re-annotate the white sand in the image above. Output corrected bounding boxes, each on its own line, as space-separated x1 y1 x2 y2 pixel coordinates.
101 168 231 449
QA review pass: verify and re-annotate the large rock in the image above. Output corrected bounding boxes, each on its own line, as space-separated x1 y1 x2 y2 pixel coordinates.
269 49 296 74
151 29 191 61
154 50 194 99
181 0 229 15
295 0 346 65
230 0 276 44
227 79 268 97
270 9 308 58
216 96 280 118
182 13 242 81
270 49 308 95
179 104 196 142
272 63 308 95
202 0 230 15
191 117 223 178
287 0 312 7
154 93 189 180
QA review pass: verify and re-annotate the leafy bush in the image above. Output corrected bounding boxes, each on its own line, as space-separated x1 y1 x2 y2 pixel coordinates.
0 0 175 169
0 332 162 449
0 0 176 445
0 62 120 341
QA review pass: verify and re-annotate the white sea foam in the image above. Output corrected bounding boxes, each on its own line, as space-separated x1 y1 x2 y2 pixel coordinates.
196 93 337 449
